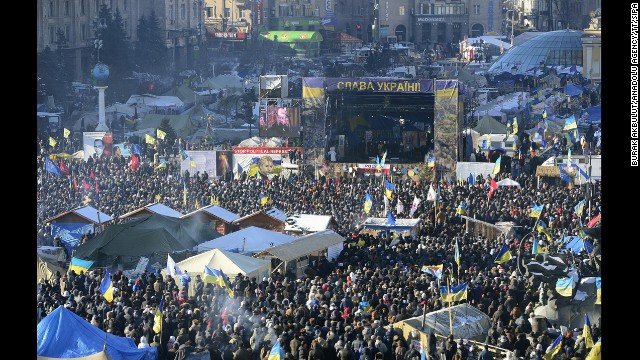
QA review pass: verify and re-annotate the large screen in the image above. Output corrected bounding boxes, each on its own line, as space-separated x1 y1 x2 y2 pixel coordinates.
259 106 301 138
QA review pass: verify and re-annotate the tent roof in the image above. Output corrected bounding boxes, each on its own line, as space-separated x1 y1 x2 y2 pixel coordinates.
182 205 240 223
128 203 183 218
73 214 220 261
176 248 270 279
197 74 245 90
195 226 295 254
362 217 422 227
45 205 113 224
284 214 335 232
255 230 345 262
162 84 200 104
38 306 156 360
496 178 521 187
125 94 184 108
397 303 491 341
473 115 508 135
135 114 195 139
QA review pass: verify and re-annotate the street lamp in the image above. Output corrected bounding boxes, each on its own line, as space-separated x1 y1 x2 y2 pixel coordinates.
94 39 103 63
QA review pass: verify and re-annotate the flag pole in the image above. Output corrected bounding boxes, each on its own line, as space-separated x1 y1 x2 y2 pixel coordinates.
447 275 453 336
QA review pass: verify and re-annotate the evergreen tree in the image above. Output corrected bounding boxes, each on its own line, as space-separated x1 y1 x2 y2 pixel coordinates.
36 29 73 107
158 118 177 146
135 11 167 74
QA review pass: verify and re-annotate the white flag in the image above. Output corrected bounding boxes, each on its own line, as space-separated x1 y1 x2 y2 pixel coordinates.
409 196 421 217
167 254 183 276
396 199 404 214
426 185 437 202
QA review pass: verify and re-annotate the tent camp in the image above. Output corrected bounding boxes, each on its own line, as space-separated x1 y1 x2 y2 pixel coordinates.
393 303 492 342
37 306 157 360
73 214 220 267
473 114 508 135
175 248 271 281
135 113 196 139
195 226 295 255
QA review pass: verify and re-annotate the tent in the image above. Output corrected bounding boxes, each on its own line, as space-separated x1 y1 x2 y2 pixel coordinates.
496 178 521 188
38 306 157 360
473 114 508 135
175 248 271 281
393 303 492 342
195 226 296 254
136 113 196 139
564 84 583 96
38 351 111 360
73 214 220 266
562 236 593 253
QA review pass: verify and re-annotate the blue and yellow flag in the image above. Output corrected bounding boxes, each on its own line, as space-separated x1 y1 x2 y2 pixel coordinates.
302 77 325 108
595 277 601 304
494 243 513 264
512 117 518 134
506 118 512 136
384 180 395 200
493 155 501 175
421 264 443 279
537 220 553 242
530 204 544 218
563 114 577 130
583 314 594 349
178 144 188 160
427 155 435 168
183 181 187 206
189 156 196 168
69 257 94 275
203 265 234 297
574 199 586 218
387 211 396 226
100 268 114 303
456 202 467 216
380 151 387 166
439 282 468 302
268 339 286 360
543 334 563 360
259 193 269 206
585 338 601 360
555 277 574 297
532 237 542 254
364 192 372 214
454 239 461 267
153 297 163 333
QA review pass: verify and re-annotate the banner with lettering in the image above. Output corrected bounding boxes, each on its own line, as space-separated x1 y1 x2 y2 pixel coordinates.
325 78 434 93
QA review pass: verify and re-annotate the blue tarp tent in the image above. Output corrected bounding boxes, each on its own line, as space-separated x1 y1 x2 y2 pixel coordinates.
562 236 593 253
37 306 157 360
583 105 601 124
564 84 583 96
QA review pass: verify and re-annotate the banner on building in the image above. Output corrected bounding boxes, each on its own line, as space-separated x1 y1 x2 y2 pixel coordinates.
434 80 461 174
51 222 95 256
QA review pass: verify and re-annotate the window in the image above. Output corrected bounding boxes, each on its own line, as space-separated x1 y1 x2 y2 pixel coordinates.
81 24 87 40
206 7 212 18
181 4 186 20
474 5 480 15
49 1 55 16
193 2 197 18
49 26 55 44
124 0 127 11
65 1 70 16
81 0 85 15
169 5 174 20
95 0 99 14
65 25 70 41
399 6 405 16
224 7 230 18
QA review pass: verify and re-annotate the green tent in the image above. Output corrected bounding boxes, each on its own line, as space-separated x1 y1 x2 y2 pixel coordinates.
137 113 196 139
73 214 220 267
259 31 323 57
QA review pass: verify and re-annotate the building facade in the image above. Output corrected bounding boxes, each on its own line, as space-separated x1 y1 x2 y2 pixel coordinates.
516 0 601 32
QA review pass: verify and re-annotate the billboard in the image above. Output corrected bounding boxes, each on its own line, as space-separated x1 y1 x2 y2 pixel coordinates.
83 132 113 161
180 150 217 177
259 106 301 138
233 147 301 179
216 150 233 181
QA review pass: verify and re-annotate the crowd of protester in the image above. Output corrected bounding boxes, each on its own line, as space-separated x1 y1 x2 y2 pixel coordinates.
37 130 601 360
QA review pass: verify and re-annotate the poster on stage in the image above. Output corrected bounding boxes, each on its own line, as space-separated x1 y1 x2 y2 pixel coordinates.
83 132 113 161
216 150 233 181
233 147 301 179
259 106 301 138
180 150 217 177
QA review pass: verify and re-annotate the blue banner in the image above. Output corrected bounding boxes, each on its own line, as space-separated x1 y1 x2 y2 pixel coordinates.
51 222 95 255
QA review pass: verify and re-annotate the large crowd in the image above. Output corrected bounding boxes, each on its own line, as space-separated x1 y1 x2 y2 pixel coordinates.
37 130 601 360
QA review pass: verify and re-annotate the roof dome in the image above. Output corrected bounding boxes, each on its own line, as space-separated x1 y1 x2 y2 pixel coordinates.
487 30 583 75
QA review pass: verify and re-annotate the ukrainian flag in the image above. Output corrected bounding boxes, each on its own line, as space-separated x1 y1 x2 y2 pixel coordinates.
537 220 553 242
259 193 269 206
512 117 518 134
555 277 574 297
268 339 285 360
563 114 577 130
493 155 502 175
427 155 435 168
532 237 543 254
583 314 594 349
530 204 544 218
585 338 601 360
364 192 372 214
454 239 461 267
439 283 468 302
595 277 601 304
302 78 325 108
189 156 196 168
384 180 395 200
574 199 586 218
203 265 234 297
100 268 114 303
543 334 563 360
494 243 513 264
153 297 164 333
387 211 396 226
69 257 94 275
421 264 443 279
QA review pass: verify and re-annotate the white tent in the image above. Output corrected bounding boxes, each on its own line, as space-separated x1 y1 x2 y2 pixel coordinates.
176 248 270 281
195 226 296 254
496 178 521 188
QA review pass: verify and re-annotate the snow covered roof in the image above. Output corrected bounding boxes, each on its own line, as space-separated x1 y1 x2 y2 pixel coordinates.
195 226 296 253
187 205 241 223
145 203 183 218
46 205 113 224
265 207 288 222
